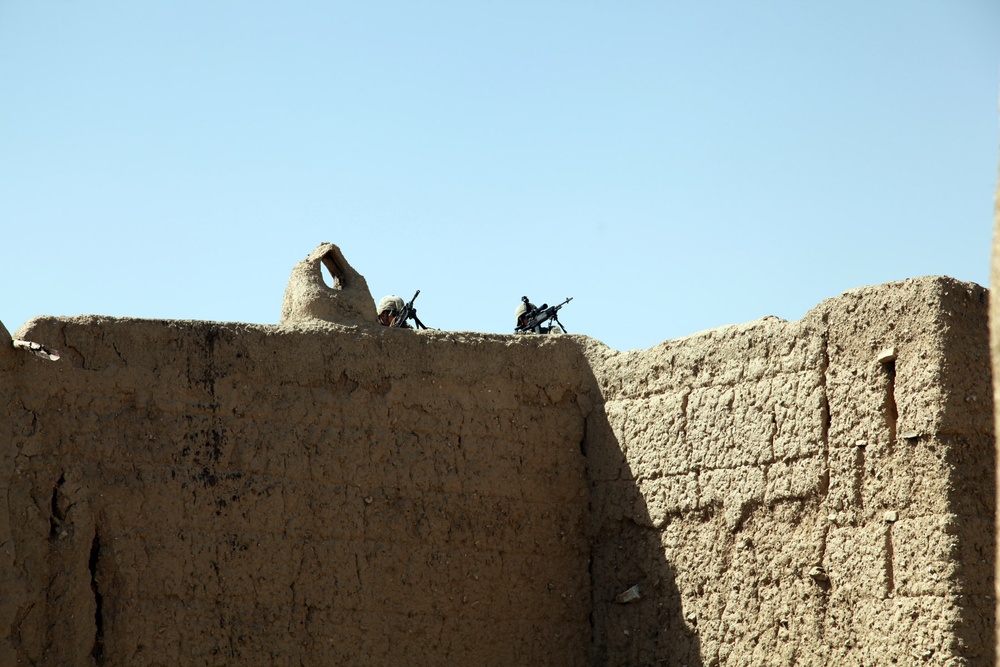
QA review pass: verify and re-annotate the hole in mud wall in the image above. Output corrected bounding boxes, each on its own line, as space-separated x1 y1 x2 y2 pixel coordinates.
881 359 898 443
320 252 346 290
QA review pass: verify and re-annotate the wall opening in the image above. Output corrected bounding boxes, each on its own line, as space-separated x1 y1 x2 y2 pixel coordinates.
320 251 346 290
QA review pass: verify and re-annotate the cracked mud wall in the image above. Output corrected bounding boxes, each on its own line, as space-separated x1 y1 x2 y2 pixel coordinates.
1 275 994 666
582 276 993 666
821 278 993 665
2 318 593 666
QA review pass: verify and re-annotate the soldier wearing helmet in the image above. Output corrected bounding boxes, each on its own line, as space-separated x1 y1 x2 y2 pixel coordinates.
377 295 410 328
514 299 562 334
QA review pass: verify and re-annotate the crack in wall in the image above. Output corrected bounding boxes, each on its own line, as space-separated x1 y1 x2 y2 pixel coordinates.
881 358 898 452
17 401 39 436
852 444 866 510
89 530 104 663
817 332 832 570
48 474 66 540
883 524 895 599
768 409 777 463
680 389 690 444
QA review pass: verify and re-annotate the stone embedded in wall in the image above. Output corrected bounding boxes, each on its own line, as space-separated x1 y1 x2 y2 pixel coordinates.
11 339 60 361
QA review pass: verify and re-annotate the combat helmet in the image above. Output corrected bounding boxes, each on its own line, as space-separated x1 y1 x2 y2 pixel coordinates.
378 295 404 315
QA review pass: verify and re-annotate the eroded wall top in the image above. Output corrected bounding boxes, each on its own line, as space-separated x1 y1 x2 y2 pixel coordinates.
280 242 376 326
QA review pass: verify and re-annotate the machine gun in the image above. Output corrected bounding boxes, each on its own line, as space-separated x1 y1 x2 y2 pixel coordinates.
515 296 573 334
391 290 429 329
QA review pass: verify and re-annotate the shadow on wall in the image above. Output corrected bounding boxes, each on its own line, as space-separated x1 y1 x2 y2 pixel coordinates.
940 296 997 659
581 379 703 665
951 441 998 661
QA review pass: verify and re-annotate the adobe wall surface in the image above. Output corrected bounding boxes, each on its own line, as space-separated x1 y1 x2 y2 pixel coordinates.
1 270 994 666
584 277 993 666
1 319 594 666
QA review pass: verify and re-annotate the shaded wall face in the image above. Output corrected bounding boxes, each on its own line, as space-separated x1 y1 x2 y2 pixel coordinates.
584 317 831 666
2 319 593 666
584 278 994 666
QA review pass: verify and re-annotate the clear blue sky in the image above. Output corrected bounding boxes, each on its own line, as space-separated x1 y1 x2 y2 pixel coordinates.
2 2 998 351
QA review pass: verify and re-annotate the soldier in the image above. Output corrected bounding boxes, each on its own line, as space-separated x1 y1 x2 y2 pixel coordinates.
377 295 410 328
378 292 430 329
514 299 564 334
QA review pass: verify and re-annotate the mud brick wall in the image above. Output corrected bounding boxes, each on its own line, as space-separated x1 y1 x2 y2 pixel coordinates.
582 277 994 666
1 275 993 666
1 319 593 666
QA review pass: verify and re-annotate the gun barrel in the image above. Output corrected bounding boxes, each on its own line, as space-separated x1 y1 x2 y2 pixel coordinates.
390 290 421 327
514 296 573 333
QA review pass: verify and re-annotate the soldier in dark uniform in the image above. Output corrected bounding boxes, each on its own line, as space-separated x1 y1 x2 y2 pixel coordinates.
514 300 562 334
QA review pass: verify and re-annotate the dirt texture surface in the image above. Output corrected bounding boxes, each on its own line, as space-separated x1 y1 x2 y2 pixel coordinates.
3 319 594 666
584 278 993 666
1 244 994 666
